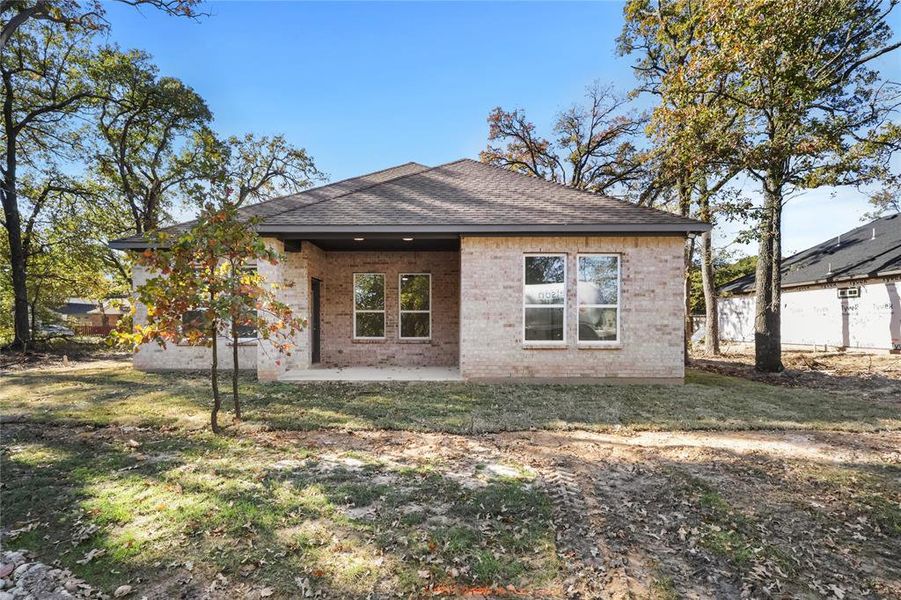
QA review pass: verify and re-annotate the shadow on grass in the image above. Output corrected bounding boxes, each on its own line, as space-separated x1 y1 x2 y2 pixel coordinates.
3 409 898 598
0 423 558 598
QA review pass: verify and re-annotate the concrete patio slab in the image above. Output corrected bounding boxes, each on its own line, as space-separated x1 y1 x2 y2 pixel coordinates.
278 366 463 383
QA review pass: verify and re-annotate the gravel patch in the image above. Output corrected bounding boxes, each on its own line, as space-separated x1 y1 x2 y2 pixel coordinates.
0 550 109 599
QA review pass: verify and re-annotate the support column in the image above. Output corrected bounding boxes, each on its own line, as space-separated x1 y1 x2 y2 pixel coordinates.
257 238 310 381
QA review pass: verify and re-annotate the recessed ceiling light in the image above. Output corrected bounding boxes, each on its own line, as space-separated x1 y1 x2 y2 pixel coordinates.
354 237 365 241
402 237 414 241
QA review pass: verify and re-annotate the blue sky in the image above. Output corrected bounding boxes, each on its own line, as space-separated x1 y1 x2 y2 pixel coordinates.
104 1 901 256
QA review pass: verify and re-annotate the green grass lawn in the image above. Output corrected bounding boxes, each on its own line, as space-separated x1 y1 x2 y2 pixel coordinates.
1 364 899 598
2 365 899 434
2 422 557 598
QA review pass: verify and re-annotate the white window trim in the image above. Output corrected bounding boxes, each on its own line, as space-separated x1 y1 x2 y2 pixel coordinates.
398 273 432 340
576 253 621 345
522 253 567 345
353 272 386 340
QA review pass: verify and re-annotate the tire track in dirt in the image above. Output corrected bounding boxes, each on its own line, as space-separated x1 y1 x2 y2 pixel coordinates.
542 466 603 599
542 463 651 600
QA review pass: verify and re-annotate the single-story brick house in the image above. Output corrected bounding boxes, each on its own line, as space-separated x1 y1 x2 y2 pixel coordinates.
111 159 708 382
719 214 901 353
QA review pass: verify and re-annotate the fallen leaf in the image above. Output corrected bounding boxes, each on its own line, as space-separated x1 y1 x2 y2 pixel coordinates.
76 548 106 564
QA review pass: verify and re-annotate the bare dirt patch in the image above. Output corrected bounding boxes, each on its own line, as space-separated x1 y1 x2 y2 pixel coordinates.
3 422 899 598
692 348 901 403
260 427 900 599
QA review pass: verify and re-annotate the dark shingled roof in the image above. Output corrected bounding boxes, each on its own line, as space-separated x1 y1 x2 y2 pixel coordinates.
56 302 95 316
720 213 901 294
109 159 707 249
110 162 430 247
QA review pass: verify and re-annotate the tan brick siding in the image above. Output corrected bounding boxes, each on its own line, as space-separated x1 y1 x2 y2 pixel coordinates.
458 235 685 380
131 243 459 378
133 235 685 382
131 265 257 372
316 250 460 368
256 238 301 381
257 241 460 379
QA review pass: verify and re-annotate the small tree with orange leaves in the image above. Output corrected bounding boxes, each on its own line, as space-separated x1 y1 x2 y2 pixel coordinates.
117 201 305 433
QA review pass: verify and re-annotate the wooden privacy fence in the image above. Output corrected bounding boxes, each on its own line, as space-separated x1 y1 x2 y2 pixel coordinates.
72 324 116 336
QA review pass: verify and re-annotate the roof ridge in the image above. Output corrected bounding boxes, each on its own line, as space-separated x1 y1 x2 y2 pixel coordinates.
461 158 701 225
265 157 707 228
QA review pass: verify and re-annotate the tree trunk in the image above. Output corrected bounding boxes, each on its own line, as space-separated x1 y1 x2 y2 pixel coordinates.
2 71 30 351
231 321 241 421
700 230 719 355
698 186 720 356
684 238 695 358
29 290 39 341
754 172 784 372
678 175 694 361
210 315 222 434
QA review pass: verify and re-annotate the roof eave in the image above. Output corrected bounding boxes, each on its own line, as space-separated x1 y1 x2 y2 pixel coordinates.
257 222 711 235
720 268 901 294
108 238 165 250
109 222 711 250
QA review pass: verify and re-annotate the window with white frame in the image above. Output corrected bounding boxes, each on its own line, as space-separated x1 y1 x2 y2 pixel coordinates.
577 254 620 342
399 273 431 339
353 273 385 338
523 254 566 342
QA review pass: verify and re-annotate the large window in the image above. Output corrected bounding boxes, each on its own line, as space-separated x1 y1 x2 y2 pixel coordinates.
353 273 385 339
399 273 431 339
523 254 566 342
577 254 620 343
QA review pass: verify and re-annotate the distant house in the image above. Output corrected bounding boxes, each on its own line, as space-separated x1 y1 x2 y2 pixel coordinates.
55 298 128 334
111 159 708 382
719 214 901 352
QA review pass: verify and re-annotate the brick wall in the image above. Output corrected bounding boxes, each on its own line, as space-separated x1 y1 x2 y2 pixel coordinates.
316 250 460 368
256 238 299 381
132 235 686 381
131 264 258 372
131 243 460 378
458 235 685 381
